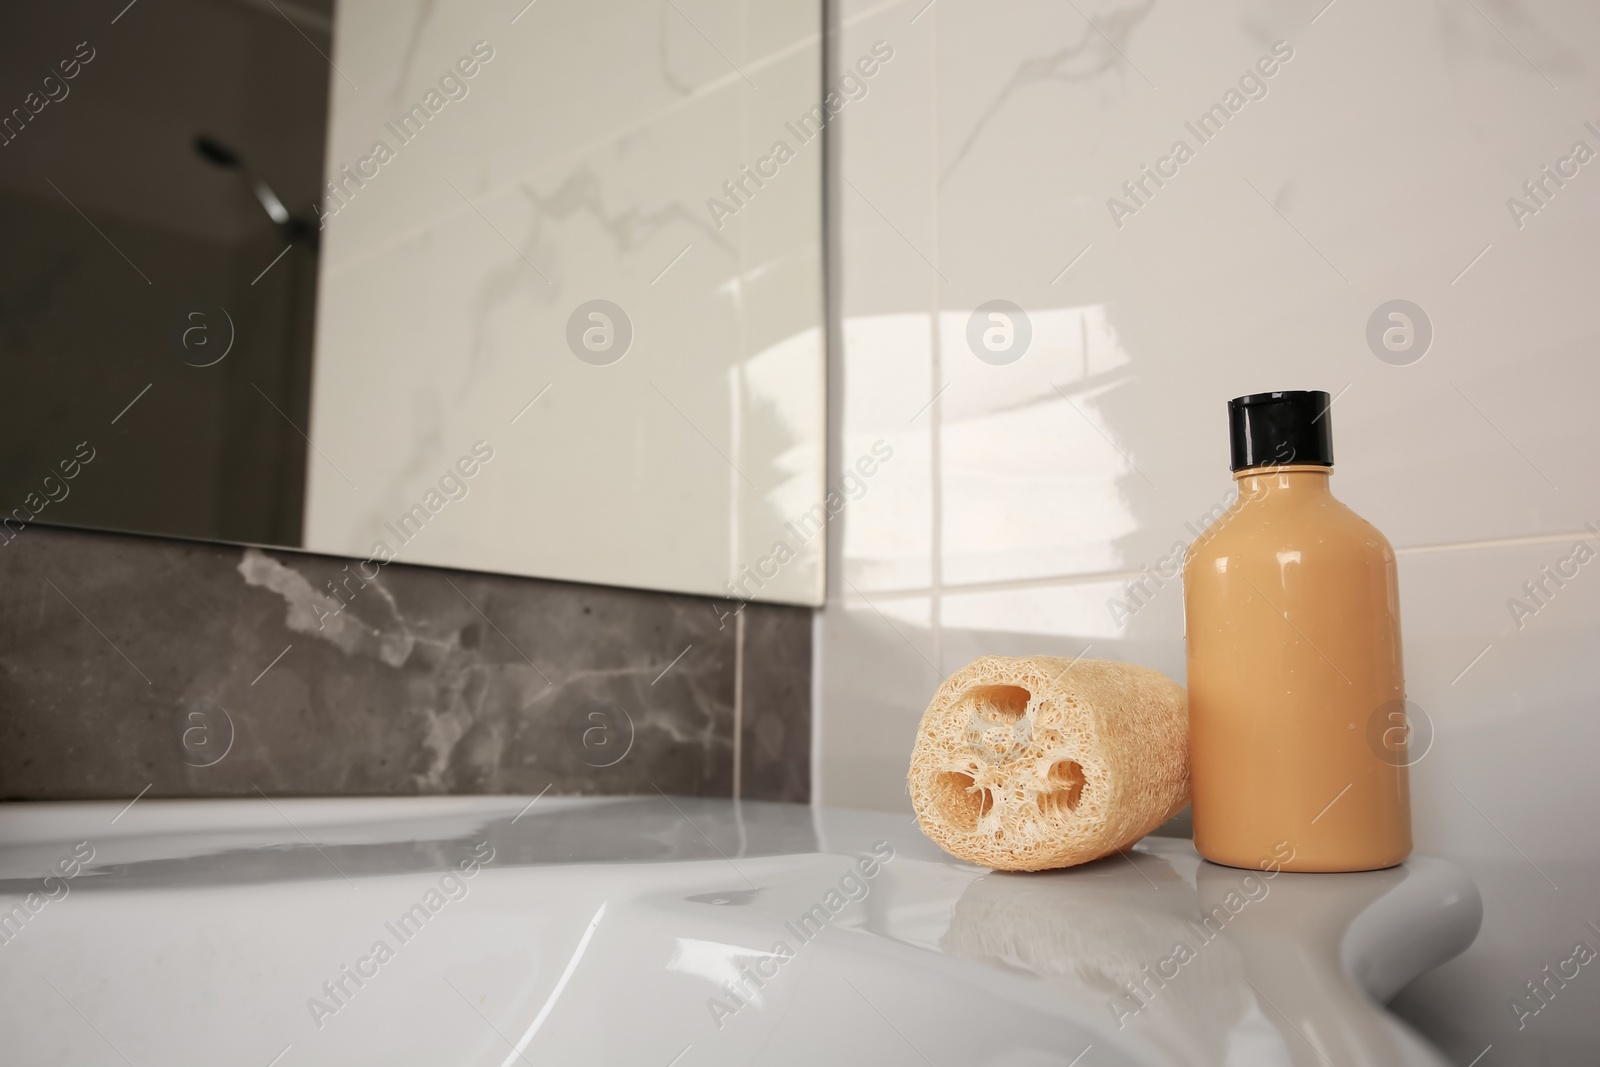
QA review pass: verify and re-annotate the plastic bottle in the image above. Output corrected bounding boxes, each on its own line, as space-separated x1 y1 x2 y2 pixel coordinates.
1183 390 1411 872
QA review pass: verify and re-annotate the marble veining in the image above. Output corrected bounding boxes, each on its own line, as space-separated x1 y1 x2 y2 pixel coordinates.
0 523 810 802
938 0 1159 185
306 0 826 605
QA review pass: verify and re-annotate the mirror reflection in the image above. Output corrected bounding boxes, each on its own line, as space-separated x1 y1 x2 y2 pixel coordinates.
0 0 825 605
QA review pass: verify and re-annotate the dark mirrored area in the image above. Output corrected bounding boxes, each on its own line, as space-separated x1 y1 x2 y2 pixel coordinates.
0 0 331 547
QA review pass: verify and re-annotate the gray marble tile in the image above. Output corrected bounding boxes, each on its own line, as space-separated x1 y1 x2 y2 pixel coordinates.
738 604 812 803
0 523 775 800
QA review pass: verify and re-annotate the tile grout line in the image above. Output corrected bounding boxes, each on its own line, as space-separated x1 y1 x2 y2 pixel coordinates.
854 526 1600 602
927 2 944 674
730 0 748 804
1391 528 1597 556
732 608 745 801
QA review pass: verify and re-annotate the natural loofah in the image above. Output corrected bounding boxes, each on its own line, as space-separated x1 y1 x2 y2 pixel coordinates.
908 656 1189 872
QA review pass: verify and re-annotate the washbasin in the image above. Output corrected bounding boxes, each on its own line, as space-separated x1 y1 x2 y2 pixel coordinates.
0 795 1480 1065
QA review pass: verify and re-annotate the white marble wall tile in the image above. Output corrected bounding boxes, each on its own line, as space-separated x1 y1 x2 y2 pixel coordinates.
835 313 935 592
917 0 1600 581
321 0 741 269
309 85 742 585
829 1 941 597
741 0 819 62
1391 539 1600 1063
308 0 825 604
731 37 826 601
817 591 939 810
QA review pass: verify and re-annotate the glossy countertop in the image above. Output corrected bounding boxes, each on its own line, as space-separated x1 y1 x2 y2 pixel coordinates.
0 795 1480 1066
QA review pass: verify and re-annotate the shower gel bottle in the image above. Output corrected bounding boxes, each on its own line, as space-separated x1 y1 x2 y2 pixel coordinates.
1183 391 1411 872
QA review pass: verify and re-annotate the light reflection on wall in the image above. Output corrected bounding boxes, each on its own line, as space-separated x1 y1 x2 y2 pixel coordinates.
735 324 824 595
839 304 1142 606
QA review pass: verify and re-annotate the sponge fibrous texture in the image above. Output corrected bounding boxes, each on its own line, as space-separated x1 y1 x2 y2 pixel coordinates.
908 656 1189 872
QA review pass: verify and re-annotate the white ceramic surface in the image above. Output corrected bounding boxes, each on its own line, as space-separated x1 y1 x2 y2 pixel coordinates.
0 796 1479 1066
817 0 1600 1061
304 0 825 605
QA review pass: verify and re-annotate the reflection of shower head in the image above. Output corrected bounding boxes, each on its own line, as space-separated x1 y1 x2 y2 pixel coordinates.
194 134 241 168
194 133 303 235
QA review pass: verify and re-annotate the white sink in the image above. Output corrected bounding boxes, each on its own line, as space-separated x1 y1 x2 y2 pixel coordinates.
0 795 1479 1066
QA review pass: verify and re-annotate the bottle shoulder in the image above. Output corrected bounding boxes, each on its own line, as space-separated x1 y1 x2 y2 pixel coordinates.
1183 487 1394 572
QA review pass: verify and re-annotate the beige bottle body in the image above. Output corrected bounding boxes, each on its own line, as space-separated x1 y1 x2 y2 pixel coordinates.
1182 466 1412 872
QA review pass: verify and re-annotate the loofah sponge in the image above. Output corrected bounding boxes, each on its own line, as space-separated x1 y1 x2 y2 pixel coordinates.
908 656 1189 872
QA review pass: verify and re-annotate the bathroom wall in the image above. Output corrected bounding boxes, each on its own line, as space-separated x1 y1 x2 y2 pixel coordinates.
0 523 809 804
0 0 326 548
817 0 1600 1062
306 0 826 605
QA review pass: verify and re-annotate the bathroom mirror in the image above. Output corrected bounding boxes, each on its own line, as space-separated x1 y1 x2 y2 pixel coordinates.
0 0 825 606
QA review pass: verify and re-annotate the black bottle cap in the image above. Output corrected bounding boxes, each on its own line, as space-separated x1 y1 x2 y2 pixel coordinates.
1227 390 1333 472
